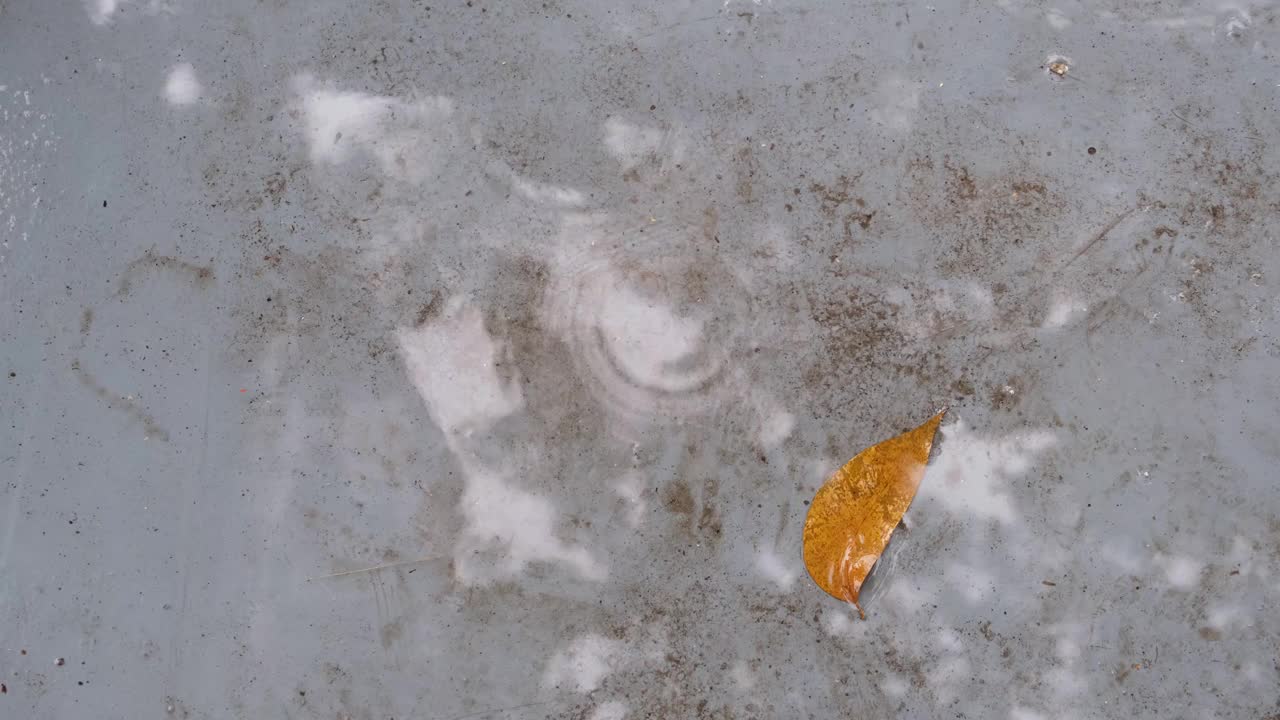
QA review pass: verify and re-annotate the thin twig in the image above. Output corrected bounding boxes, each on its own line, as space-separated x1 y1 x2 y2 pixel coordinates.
1064 208 1135 267
1170 110 1261 140
306 556 441 581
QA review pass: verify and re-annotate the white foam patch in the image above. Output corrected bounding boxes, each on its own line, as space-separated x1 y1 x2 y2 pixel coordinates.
729 660 755 691
544 634 626 693
87 0 120 24
397 299 523 435
758 409 795 448
164 63 201 106
755 547 797 591
587 701 628 720
455 467 607 584
399 299 605 585
590 281 710 394
926 656 971 705
85 0 168 26
603 117 666 169
923 417 1057 524
612 471 648 528
1042 295 1087 329
295 75 456 184
881 675 909 698
821 609 856 636
1155 553 1202 589
943 561 994 603
510 174 584 206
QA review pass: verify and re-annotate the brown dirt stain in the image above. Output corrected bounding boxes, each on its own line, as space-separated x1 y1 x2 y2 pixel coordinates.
116 251 215 296
380 618 404 649
664 479 695 515
70 359 170 441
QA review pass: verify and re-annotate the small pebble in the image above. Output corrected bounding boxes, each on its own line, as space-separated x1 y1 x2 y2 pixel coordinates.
55 657 65 667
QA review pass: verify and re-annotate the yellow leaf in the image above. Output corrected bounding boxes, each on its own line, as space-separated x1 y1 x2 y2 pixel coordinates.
802 410 945 619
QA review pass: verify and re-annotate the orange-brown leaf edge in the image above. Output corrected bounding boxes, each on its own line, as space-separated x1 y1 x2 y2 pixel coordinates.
801 409 946 618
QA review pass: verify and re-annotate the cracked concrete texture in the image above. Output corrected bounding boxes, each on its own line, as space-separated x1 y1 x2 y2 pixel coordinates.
1 0 1278 718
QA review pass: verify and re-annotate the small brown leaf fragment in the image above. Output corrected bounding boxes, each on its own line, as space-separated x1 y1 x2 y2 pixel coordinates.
1042 580 1057 586
802 410 946 618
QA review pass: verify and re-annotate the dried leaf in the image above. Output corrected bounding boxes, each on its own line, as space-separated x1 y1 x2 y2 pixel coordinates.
802 410 945 618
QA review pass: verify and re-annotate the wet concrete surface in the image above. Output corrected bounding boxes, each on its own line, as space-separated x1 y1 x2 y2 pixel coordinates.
2 1 1279 718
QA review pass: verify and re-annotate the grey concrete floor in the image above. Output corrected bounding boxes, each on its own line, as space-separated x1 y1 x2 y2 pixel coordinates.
2 1 1279 718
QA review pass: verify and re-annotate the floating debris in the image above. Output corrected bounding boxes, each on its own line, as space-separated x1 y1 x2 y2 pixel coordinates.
802 410 946 618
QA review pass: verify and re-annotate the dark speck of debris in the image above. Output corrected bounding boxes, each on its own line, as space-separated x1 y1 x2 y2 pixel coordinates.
102 200 107 207
1042 580 1057 586
1 682 6 694
19 649 26 655
650 104 656 111
7 371 14 378
55 657 65 666
1087 147 1097 155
